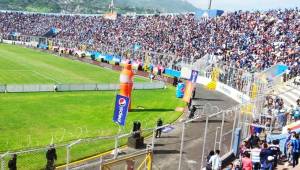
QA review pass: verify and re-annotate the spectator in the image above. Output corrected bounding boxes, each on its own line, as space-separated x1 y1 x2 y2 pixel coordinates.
250 145 261 170
294 108 300 121
290 133 300 167
155 118 163 138
260 143 273 170
224 162 234 170
241 152 252 170
8 154 17 170
240 141 250 157
206 150 215 170
209 150 222 170
249 133 259 149
45 145 57 170
268 140 280 168
0 9 299 73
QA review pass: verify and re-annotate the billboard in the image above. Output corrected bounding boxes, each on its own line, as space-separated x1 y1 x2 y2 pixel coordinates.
113 94 130 126
189 70 198 83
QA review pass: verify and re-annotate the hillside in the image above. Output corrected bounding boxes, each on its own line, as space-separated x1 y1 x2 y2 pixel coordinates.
115 0 197 13
0 0 197 14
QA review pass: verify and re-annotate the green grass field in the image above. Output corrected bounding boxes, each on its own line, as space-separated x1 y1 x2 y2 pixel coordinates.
0 43 145 84
0 44 184 169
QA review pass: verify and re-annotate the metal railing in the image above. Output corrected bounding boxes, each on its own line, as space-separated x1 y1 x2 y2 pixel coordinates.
0 82 165 93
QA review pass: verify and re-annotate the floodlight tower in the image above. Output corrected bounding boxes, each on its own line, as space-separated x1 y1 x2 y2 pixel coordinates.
208 0 212 10
208 0 213 18
109 0 115 13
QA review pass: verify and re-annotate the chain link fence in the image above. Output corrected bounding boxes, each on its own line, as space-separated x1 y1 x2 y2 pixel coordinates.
0 97 271 170
1 35 280 169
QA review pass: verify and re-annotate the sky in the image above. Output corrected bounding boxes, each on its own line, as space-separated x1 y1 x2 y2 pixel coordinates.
186 0 300 11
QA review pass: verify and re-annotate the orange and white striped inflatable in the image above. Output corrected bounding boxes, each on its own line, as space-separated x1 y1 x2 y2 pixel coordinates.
120 63 134 110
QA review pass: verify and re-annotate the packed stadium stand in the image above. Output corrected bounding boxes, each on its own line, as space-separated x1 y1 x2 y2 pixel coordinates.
0 6 300 170
0 9 299 72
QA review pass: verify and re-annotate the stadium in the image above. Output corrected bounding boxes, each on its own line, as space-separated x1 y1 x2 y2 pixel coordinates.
0 0 300 170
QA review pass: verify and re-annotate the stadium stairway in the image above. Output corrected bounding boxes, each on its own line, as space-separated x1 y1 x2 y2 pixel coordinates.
274 77 300 110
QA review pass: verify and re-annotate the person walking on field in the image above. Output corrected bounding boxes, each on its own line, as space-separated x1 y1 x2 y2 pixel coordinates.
155 118 163 138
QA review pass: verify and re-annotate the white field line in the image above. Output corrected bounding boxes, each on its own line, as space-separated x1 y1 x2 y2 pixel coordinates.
0 69 32 71
31 70 61 84
0 69 61 83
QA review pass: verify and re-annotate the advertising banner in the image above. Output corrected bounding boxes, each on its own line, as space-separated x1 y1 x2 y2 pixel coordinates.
261 64 288 82
113 94 130 126
189 70 198 83
176 83 185 98
183 81 194 103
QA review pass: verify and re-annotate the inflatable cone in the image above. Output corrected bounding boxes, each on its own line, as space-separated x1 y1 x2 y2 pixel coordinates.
120 63 134 110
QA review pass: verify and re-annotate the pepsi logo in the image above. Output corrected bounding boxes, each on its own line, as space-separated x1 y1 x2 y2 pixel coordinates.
119 98 126 106
181 87 185 92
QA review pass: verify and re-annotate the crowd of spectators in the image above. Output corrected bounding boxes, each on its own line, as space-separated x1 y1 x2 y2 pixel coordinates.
231 129 300 170
1 7 300 170
204 92 300 170
261 94 300 130
225 94 300 170
0 9 299 73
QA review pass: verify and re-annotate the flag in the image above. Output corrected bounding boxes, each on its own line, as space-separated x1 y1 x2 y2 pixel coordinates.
189 70 198 83
113 94 130 126
183 81 194 103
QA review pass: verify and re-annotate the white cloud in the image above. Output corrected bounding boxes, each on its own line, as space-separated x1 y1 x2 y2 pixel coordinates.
187 0 300 11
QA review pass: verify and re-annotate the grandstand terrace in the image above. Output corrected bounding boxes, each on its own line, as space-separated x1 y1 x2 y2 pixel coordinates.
0 9 299 73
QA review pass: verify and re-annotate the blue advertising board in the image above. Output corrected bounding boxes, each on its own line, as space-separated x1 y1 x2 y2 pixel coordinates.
195 9 224 19
189 70 198 83
113 94 130 126
262 64 288 82
164 68 181 78
176 83 185 98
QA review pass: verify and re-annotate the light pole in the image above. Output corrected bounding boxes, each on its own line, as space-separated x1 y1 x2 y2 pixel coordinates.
208 0 213 18
208 0 213 10
110 0 114 13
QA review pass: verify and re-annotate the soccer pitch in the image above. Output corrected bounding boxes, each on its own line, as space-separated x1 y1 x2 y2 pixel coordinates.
0 43 146 84
0 44 184 169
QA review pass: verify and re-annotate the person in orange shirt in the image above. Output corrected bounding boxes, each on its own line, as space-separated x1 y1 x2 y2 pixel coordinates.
242 152 253 170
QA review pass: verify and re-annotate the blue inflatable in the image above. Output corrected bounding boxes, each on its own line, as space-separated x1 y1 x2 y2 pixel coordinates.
176 83 185 98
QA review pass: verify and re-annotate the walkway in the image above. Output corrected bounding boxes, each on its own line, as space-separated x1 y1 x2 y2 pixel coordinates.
59 84 238 170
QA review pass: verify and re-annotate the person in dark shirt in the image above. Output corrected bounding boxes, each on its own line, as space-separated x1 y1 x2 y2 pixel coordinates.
155 118 163 138
290 134 300 167
188 98 192 110
249 133 260 148
45 145 57 170
260 143 273 170
268 140 280 168
8 154 17 170
189 105 196 119
192 87 196 99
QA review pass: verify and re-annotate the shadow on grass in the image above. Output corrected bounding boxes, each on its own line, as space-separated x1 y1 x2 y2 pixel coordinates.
131 108 174 112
